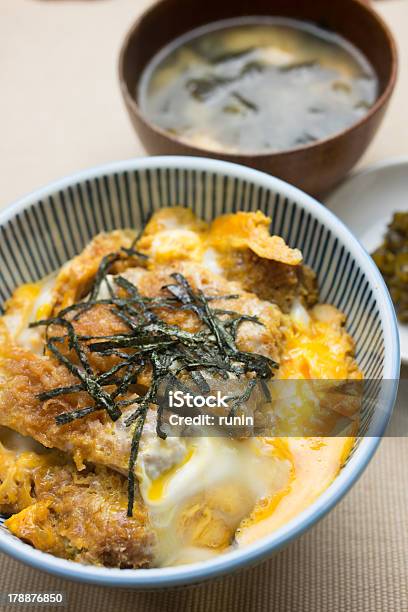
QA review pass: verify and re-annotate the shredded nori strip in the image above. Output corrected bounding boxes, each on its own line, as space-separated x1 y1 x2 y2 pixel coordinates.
56 405 100 425
30 228 279 516
226 378 258 418
127 413 147 516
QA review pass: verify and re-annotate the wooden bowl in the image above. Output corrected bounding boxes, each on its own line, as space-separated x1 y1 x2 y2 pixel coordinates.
119 0 397 196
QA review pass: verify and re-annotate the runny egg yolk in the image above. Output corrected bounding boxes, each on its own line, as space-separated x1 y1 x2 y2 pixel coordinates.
147 448 195 503
137 436 294 565
137 432 354 566
35 301 53 321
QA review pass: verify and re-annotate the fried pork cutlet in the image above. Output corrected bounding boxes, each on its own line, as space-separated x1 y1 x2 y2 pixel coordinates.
0 443 156 568
0 260 283 474
51 230 137 311
0 327 132 473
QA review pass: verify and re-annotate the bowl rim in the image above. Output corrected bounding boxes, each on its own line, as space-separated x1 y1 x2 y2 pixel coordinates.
118 0 398 160
0 156 400 588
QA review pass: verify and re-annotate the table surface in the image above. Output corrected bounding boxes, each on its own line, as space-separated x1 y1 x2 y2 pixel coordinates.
0 1 407 610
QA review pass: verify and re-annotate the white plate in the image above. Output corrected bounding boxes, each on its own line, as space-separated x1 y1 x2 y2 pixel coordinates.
326 157 408 362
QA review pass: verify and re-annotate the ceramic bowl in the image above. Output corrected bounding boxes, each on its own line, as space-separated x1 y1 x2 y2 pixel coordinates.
0 156 400 587
119 0 397 196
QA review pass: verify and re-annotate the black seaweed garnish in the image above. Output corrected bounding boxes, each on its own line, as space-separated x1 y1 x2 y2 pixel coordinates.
30 228 278 516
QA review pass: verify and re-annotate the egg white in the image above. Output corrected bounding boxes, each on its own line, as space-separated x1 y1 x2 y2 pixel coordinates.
2 276 56 354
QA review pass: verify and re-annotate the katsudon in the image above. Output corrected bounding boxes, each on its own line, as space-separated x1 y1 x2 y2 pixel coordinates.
0 208 362 568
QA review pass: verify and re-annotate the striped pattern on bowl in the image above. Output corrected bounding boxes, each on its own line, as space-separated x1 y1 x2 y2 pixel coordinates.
0 157 399 587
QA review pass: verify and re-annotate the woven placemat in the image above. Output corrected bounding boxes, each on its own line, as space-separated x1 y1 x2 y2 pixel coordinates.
0 395 406 612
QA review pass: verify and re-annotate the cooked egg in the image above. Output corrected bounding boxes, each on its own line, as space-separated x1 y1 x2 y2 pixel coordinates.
137 430 293 565
1 276 55 353
236 436 355 545
137 417 354 565
138 207 302 272
281 301 362 380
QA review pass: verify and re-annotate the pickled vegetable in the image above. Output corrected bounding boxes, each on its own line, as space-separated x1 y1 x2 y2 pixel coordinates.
372 212 408 322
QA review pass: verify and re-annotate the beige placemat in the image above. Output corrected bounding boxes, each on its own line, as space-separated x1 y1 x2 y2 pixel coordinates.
1 1 408 610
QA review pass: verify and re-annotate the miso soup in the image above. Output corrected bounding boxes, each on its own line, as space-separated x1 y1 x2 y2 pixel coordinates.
139 17 378 154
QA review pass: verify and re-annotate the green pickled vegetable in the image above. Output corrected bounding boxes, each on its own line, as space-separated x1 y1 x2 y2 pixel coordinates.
372 212 408 322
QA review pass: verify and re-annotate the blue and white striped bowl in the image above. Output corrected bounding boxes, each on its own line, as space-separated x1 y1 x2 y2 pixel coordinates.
0 157 400 588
